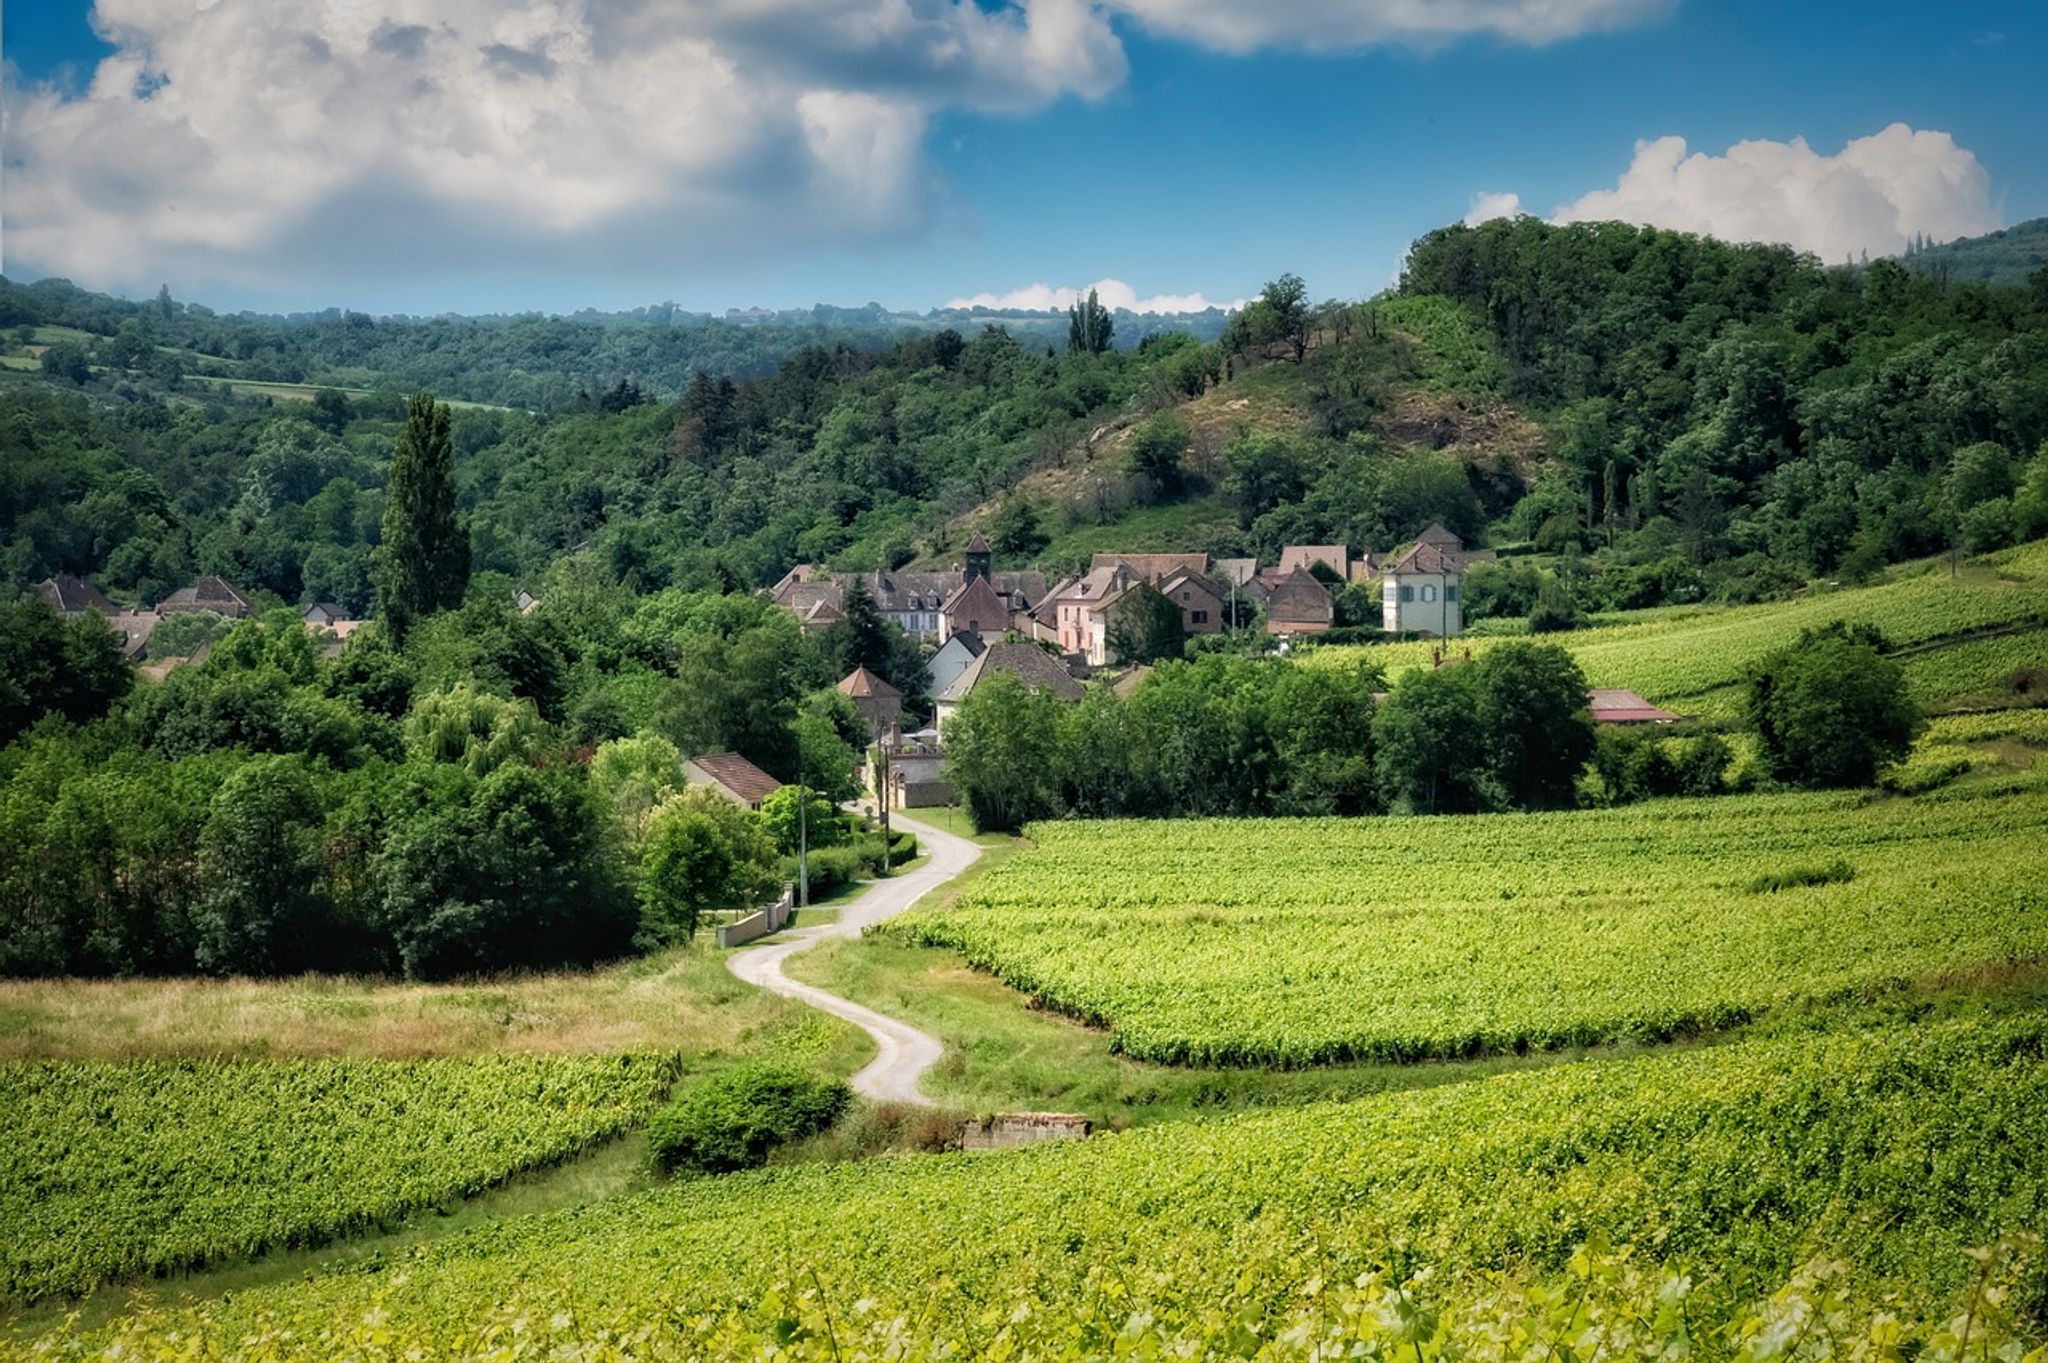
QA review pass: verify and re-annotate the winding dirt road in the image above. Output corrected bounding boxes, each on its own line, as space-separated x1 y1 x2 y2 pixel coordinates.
725 811 981 1106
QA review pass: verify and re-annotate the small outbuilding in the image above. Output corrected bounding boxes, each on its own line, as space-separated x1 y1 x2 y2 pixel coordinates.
1587 689 1682 725
683 752 784 809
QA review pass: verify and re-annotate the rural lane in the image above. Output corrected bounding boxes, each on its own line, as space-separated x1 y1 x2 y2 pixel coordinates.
725 810 981 1105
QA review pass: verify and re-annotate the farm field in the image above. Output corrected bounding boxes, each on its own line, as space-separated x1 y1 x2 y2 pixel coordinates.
890 773 2048 1065
0 1053 678 1301
15 1013 2047 1359
1311 541 2048 719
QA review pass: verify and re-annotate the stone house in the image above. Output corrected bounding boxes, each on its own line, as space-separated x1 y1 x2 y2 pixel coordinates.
35 575 115 617
835 666 904 739
1263 567 1335 636
1156 566 1226 638
769 536 1046 642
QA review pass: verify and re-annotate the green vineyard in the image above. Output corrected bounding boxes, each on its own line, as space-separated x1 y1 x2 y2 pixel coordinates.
0 1053 678 1301
21 1015 2048 1360
1313 541 2048 719
892 778 2048 1065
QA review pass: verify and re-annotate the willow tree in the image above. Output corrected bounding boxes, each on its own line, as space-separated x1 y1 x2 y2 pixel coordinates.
373 391 469 640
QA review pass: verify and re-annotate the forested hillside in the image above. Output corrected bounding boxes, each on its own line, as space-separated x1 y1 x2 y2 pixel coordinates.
1901 216 2048 289
6 217 2048 619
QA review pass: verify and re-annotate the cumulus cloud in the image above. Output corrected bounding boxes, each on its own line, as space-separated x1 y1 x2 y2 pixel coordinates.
2 0 1127 296
1100 0 1669 54
943 279 1244 314
1545 124 1999 261
1463 191 1523 226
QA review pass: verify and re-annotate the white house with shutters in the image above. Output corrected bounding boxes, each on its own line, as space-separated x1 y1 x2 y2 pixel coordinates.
1380 524 1490 637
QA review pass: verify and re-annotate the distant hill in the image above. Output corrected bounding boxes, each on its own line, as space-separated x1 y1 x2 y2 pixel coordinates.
0 275 1228 410
1899 217 2048 289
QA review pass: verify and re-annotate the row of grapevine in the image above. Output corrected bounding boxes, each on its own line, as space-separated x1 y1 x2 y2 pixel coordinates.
1311 540 2048 711
24 1015 2048 1359
0 1052 678 1301
890 779 2048 1065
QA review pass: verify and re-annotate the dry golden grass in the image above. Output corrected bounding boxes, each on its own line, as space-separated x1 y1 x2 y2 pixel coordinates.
0 946 825 1062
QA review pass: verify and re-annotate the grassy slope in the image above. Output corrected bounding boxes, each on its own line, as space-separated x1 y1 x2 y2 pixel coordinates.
1310 540 2048 720
0 942 860 1063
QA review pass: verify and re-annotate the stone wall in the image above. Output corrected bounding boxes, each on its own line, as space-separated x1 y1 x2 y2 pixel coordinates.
959 1112 1092 1150
715 886 794 948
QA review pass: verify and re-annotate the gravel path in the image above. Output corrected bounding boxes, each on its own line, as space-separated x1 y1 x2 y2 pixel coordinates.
725 811 982 1105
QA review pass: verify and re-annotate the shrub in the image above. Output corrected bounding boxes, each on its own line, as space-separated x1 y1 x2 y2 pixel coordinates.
887 831 919 866
1747 625 1922 788
646 1064 851 1176
794 843 871 897
1746 860 1855 894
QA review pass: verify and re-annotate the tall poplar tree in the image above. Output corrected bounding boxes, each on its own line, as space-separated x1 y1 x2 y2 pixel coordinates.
373 392 470 641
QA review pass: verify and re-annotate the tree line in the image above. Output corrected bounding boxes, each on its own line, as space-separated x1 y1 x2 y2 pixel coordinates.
942 630 1920 833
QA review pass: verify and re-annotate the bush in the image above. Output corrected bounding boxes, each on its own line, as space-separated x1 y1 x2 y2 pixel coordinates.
794 843 871 897
1747 625 1922 788
646 1064 851 1176
887 831 919 866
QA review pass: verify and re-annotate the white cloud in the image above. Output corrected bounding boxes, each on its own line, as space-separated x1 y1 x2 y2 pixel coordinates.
1463 191 1523 226
1100 0 1668 54
2 0 1126 296
1545 123 1999 261
943 278 1243 314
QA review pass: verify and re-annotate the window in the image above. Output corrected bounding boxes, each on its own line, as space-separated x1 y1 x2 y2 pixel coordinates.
1422 585 1437 603
1191 610 1208 624
1398 585 1415 603
1446 584 1460 603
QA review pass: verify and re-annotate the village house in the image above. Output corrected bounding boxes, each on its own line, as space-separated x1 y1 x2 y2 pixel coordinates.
1034 552 1231 664
683 752 783 810
835 666 904 739
933 641 1085 729
158 575 256 618
1380 524 1492 637
1275 545 1375 583
1263 567 1336 637
926 630 986 698
769 535 1046 642
35 575 115 617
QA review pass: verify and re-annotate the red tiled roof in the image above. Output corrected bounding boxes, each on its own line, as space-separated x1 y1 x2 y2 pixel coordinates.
1587 688 1682 724
836 666 903 699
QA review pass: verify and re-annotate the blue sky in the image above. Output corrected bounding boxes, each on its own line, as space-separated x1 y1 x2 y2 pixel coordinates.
4 0 2043 316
